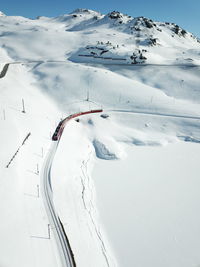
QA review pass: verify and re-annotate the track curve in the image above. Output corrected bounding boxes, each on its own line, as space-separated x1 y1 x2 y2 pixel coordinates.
41 109 103 267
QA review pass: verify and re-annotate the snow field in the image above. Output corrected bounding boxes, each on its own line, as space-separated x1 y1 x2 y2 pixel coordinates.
51 118 117 267
51 105 200 267
0 63 62 267
0 8 200 267
93 142 200 267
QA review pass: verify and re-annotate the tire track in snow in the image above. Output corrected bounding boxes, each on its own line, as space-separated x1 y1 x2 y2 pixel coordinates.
80 152 111 267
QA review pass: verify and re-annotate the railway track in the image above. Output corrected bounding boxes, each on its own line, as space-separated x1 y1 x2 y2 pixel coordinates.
41 109 103 267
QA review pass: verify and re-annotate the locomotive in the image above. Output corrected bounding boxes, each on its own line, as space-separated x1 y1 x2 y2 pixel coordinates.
52 109 103 141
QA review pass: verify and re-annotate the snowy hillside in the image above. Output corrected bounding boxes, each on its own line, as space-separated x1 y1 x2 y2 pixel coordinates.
0 11 5 16
67 10 200 65
0 8 200 64
0 8 200 267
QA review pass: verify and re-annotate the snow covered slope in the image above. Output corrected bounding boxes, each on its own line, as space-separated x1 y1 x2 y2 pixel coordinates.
0 8 200 267
0 11 5 16
0 60 62 267
0 8 200 64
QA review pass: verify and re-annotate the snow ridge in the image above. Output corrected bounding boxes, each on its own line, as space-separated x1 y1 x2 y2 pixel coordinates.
0 11 5 16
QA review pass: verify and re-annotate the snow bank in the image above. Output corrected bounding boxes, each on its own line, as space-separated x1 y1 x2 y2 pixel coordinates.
93 139 118 160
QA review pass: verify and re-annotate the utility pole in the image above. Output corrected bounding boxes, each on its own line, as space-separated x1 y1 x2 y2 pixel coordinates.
86 89 90 102
37 184 39 198
47 224 51 239
22 98 26 113
3 109 5 120
36 164 39 175
119 94 121 103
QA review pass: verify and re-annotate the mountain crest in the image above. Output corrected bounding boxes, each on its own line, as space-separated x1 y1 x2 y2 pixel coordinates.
0 11 5 16
70 8 101 16
105 11 132 24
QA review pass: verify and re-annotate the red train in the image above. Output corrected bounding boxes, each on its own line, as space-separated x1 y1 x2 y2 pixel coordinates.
52 109 103 141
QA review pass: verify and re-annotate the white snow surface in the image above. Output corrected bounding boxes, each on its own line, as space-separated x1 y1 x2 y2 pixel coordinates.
0 9 200 267
93 141 200 267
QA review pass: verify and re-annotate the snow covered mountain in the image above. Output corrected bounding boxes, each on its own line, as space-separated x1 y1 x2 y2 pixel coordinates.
0 11 5 16
0 8 200 64
68 10 200 64
0 8 200 267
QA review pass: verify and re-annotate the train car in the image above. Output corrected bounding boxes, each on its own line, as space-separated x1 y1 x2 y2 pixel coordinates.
52 109 103 141
52 121 63 141
80 109 103 116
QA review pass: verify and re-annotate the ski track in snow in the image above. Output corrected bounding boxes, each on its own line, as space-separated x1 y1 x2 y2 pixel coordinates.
80 150 111 267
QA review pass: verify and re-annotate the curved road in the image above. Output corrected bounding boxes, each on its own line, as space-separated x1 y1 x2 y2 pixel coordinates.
0 61 69 79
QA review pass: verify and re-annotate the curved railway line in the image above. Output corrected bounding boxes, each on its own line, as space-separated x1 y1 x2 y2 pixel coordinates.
41 109 103 267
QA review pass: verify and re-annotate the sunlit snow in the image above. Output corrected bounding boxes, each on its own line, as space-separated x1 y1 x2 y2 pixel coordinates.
0 8 200 267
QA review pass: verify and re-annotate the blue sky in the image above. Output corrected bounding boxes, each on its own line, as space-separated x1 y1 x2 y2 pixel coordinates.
1 0 200 37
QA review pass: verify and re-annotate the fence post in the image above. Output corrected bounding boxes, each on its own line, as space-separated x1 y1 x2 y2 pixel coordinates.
22 98 26 113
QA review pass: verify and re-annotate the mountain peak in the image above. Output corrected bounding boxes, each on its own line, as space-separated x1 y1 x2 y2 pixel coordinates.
105 11 132 23
0 11 5 16
107 11 131 19
71 8 92 14
70 8 101 16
